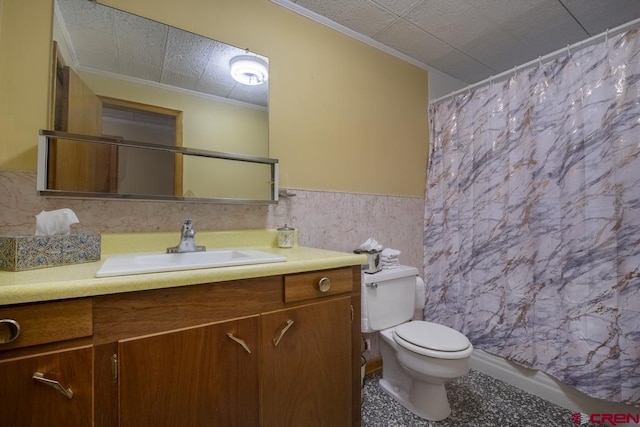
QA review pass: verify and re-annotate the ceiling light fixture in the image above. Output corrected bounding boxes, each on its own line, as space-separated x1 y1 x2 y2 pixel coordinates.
229 55 269 85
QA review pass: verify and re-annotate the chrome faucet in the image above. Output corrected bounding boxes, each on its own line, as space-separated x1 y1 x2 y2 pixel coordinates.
167 218 206 253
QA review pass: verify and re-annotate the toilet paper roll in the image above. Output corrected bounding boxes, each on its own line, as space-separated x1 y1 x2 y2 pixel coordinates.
415 276 426 310
412 276 427 321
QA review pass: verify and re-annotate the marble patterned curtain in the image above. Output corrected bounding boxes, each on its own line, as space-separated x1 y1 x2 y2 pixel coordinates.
424 29 640 405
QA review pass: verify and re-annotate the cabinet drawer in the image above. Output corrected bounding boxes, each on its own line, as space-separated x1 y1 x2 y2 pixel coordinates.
0 299 93 351
284 268 353 303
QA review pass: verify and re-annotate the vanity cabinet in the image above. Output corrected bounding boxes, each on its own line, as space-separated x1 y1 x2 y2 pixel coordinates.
0 266 361 427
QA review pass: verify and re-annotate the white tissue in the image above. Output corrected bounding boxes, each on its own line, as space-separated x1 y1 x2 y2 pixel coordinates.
35 209 79 236
359 238 382 252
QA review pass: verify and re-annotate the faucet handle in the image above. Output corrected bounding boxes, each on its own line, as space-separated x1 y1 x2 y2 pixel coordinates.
167 218 204 253
183 218 195 238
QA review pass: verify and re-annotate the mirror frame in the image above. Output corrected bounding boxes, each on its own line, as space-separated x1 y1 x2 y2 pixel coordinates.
37 130 280 204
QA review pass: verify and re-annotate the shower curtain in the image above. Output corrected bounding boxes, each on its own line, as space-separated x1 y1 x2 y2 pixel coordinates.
425 29 640 405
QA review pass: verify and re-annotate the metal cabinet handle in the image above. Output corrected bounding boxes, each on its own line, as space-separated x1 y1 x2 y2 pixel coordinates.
226 333 251 354
272 319 294 347
0 319 21 344
32 372 73 399
318 277 331 292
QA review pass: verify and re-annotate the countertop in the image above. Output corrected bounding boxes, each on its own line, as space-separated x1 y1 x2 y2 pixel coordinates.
0 229 366 306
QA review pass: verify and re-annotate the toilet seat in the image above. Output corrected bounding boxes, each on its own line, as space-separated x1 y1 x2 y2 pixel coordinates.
393 321 472 360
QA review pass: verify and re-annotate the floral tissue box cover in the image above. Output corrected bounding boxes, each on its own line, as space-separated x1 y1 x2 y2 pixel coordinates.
0 233 101 271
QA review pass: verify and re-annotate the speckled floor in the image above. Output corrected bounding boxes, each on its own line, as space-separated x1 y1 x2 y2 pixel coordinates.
361 369 595 427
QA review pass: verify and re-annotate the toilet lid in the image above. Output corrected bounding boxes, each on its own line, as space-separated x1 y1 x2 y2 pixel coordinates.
394 321 470 352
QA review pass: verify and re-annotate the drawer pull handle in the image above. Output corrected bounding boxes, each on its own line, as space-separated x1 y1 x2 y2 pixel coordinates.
226 333 251 354
32 372 73 399
273 319 294 347
0 319 21 344
318 277 331 292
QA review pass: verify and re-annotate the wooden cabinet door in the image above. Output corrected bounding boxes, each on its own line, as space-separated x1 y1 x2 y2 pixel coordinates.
50 65 117 193
261 297 352 427
118 316 259 427
0 345 93 427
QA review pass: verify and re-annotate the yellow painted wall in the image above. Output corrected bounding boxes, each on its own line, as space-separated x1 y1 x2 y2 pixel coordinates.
0 0 52 170
0 0 429 197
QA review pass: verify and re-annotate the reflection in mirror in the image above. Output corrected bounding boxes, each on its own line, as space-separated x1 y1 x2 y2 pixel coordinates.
38 131 279 203
54 0 268 109
48 0 273 204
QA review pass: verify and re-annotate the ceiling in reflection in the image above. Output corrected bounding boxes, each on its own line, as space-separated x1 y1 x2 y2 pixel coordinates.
55 0 269 108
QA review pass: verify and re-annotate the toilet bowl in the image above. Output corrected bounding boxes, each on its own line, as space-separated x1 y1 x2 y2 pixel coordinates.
361 266 473 421
378 322 472 420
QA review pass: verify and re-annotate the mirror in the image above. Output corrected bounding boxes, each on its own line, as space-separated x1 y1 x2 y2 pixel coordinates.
46 0 276 203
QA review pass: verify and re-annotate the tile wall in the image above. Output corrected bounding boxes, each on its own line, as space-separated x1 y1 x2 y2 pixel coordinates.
0 170 425 274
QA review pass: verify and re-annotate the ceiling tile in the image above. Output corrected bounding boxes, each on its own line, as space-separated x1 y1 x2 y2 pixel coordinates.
459 28 535 73
163 27 212 82
497 1 585 41
117 60 164 83
196 77 235 98
476 0 588 63
402 0 475 34
114 11 168 78
199 46 236 89
373 18 452 64
65 27 118 71
295 0 398 37
430 49 495 83
425 7 496 49
57 0 115 33
562 0 640 35
472 0 554 28
160 70 199 91
371 0 422 16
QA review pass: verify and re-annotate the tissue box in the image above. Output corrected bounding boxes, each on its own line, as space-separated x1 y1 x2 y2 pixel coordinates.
353 249 382 274
0 233 101 271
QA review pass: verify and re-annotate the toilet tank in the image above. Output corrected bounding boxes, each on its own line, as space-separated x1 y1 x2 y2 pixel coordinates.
362 265 419 331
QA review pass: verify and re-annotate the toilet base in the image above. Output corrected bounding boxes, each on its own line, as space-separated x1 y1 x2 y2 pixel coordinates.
379 378 451 421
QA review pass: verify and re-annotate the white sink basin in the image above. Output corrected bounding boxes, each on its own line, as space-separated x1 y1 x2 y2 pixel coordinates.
96 249 286 277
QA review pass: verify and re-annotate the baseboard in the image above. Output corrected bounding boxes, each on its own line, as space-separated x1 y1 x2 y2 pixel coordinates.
470 348 638 417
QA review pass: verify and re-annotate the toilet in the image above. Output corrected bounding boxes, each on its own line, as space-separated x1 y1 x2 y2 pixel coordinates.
362 265 473 421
